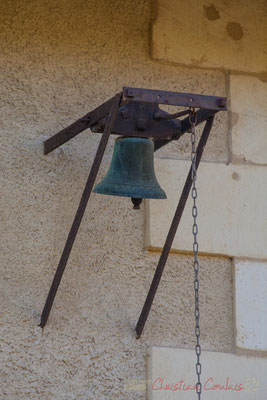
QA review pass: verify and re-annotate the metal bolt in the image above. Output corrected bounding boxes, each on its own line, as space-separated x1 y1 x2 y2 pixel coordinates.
126 89 134 98
80 116 91 123
121 108 129 118
153 111 161 120
216 98 226 108
136 118 147 130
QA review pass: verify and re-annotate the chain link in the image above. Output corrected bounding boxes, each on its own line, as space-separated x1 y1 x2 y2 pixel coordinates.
189 109 202 399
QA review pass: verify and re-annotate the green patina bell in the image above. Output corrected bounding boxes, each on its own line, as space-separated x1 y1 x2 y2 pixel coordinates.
93 137 167 200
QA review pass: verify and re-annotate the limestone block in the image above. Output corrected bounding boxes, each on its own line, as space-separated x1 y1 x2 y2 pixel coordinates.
147 346 267 399
152 0 267 74
231 75 267 164
147 159 267 258
234 260 267 351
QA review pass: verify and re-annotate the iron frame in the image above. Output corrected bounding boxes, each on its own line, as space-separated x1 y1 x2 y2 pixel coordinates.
39 87 226 335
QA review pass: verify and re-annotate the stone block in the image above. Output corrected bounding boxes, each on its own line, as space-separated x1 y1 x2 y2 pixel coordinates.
231 75 267 164
234 259 267 351
147 159 267 258
152 0 267 74
147 346 267 399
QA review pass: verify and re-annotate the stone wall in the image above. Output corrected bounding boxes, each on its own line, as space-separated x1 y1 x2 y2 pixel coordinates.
1 0 265 399
148 0 267 384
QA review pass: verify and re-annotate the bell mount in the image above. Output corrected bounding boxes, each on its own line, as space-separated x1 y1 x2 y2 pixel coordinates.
39 86 227 334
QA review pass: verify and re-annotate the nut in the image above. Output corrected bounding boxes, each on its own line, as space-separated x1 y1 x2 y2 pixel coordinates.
136 118 147 130
121 108 129 118
216 98 226 108
126 89 134 98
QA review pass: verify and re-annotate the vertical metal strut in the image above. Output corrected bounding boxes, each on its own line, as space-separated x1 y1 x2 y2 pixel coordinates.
39 93 122 328
135 116 214 338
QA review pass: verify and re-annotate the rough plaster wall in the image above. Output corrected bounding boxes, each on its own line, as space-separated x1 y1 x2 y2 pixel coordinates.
0 1 233 399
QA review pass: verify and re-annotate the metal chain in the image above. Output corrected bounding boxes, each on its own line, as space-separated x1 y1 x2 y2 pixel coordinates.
189 109 202 399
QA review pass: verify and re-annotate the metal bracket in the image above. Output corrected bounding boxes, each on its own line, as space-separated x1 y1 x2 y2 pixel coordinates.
43 88 226 155
91 102 179 140
123 87 227 111
39 86 227 329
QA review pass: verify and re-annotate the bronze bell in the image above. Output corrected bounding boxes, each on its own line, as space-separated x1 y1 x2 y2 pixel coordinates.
93 137 166 207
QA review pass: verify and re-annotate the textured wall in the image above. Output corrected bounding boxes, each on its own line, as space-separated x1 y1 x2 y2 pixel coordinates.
0 1 233 399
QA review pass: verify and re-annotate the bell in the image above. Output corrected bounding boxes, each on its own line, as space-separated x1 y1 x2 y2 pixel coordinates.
93 137 167 200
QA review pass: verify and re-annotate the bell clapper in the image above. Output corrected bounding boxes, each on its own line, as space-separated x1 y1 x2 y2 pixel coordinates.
131 198 142 210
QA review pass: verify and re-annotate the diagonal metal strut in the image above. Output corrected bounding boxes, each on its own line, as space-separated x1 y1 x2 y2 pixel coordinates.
43 96 116 154
39 93 122 328
135 116 215 338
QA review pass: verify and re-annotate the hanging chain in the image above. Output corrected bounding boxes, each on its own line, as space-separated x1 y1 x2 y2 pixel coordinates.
189 109 202 399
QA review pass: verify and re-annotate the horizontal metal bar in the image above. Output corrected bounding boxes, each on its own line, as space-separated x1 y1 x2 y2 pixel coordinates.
153 109 218 151
43 96 117 154
123 87 227 111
